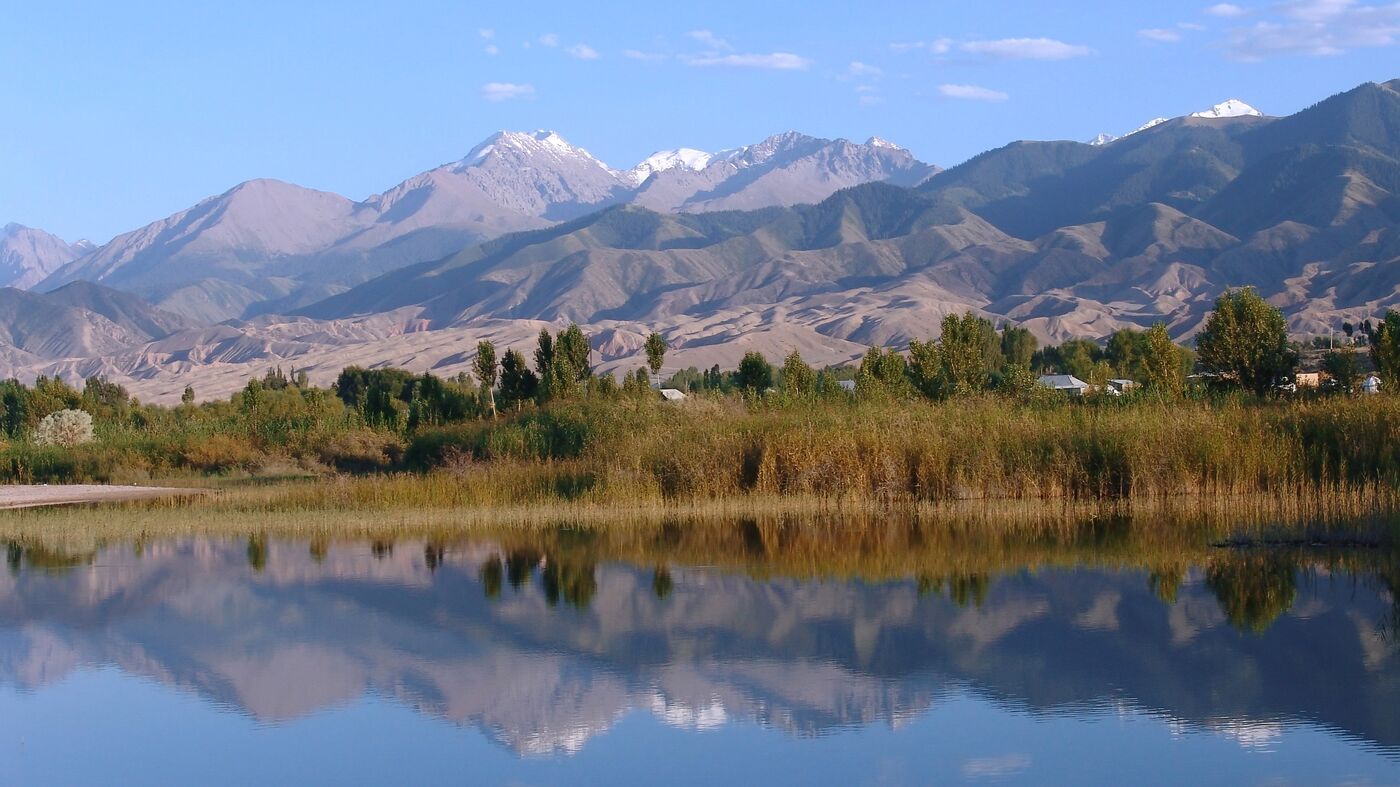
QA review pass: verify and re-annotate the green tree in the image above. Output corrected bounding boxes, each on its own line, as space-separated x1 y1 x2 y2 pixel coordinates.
1000 326 1037 370
498 348 538 411
1195 288 1297 396
1372 311 1400 393
644 332 668 377
1140 323 1186 397
181 385 196 407
534 328 555 377
81 376 130 422
557 324 592 382
781 350 816 397
940 313 992 395
473 340 499 418
623 367 652 398
856 346 910 399
736 351 773 396
1322 349 1362 394
907 339 944 399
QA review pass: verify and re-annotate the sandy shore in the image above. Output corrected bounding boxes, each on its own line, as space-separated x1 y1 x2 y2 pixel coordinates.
0 485 205 510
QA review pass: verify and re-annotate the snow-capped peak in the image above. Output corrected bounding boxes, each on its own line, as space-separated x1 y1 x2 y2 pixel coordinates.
1132 117 1170 134
627 148 713 184
865 136 904 150
459 130 609 170
1189 99 1262 119
1087 132 1118 147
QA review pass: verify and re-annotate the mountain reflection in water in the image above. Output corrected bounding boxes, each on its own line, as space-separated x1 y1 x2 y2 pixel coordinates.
1 516 1399 772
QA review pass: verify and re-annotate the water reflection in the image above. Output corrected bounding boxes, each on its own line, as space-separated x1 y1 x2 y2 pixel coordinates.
1 517 1399 765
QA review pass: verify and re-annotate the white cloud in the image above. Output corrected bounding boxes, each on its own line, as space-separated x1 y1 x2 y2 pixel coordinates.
622 49 666 62
538 33 560 47
1179 22 1209 30
481 82 535 101
479 28 495 40
685 52 813 70
1139 28 1184 42
687 29 733 51
1224 0 1400 59
939 83 1009 102
891 38 953 55
484 44 500 56
848 61 883 78
858 94 884 107
567 43 600 60
1207 3 1249 16
960 37 1094 60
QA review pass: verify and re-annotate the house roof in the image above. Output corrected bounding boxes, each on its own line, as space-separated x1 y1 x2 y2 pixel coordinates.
1038 374 1090 390
658 388 687 401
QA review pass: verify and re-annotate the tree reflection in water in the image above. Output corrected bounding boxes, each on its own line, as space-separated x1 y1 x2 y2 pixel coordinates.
1206 552 1300 634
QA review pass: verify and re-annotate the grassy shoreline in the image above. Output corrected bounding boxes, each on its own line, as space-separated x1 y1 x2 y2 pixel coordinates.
4 395 1399 518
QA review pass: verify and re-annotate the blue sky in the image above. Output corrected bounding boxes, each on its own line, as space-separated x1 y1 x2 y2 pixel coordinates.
4 0 1400 242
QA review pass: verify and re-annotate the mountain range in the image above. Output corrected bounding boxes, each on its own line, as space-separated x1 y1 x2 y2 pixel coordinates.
33 132 936 322
3 78 1400 403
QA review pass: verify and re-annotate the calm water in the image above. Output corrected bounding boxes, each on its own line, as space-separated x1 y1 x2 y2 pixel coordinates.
2 522 1399 786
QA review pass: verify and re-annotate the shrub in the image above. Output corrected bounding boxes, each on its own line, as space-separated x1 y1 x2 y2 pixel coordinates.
33 409 95 447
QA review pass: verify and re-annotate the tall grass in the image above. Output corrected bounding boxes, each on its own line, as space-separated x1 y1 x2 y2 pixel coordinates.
4 392 1399 507
401 395 1400 504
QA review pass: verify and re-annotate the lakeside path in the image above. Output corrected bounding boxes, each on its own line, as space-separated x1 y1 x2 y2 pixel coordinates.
0 485 204 510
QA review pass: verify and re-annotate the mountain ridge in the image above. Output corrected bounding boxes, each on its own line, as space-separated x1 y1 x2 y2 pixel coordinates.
38 132 936 322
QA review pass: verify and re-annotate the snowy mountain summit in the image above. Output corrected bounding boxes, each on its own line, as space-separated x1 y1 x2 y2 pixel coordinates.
1089 100 1263 145
1189 99 1263 119
865 136 904 150
458 130 611 171
627 148 714 185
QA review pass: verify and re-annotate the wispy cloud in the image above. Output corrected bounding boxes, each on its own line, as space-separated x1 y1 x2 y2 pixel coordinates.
538 33 560 48
687 29 733 51
478 28 495 40
481 82 535 101
939 83 1009 102
1139 28 1184 42
960 37 1094 60
566 43 600 60
685 52 813 70
1224 0 1400 59
889 38 953 55
622 49 666 62
1206 3 1249 16
479 28 498 55
848 61 883 78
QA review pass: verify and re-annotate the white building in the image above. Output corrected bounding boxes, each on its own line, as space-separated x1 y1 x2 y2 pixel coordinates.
1363 375 1382 395
1038 374 1091 396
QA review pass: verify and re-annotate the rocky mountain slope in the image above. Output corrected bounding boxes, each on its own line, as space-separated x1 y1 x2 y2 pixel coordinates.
0 224 89 289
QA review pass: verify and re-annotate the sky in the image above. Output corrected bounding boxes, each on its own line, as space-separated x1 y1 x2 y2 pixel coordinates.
4 0 1400 243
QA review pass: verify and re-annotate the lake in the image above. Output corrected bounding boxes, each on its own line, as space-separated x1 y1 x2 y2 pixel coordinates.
2 516 1398 785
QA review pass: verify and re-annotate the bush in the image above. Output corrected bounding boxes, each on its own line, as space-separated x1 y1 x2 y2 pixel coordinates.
34 410 95 447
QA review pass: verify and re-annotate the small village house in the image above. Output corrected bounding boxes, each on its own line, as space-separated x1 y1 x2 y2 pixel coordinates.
1038 374 1091 397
